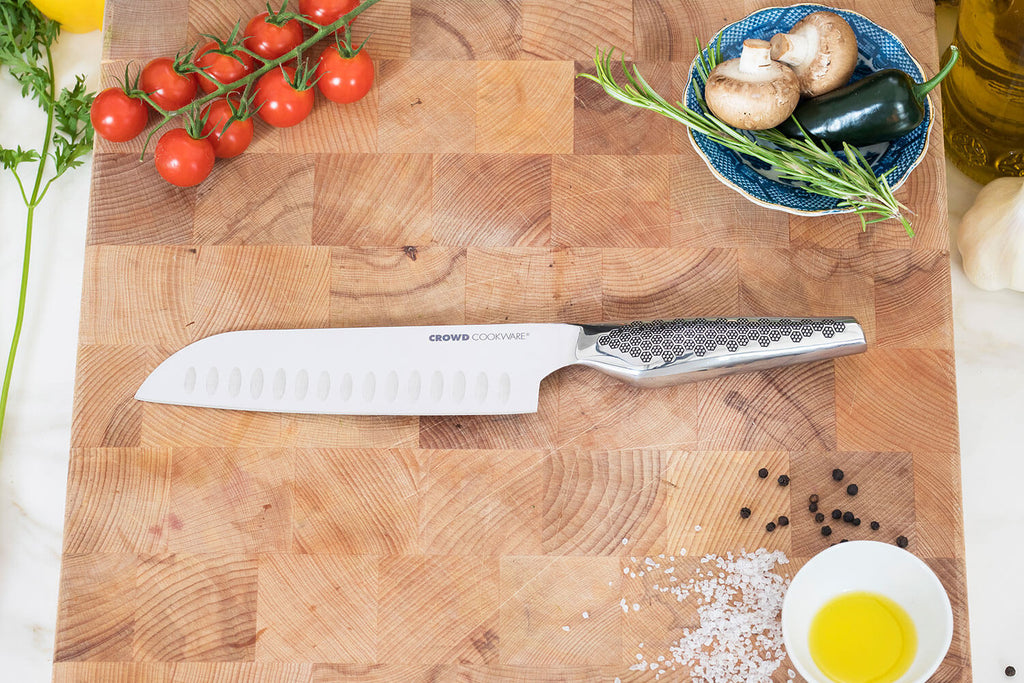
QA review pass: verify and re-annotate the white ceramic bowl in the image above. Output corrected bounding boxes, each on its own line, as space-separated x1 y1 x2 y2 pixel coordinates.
782 541 953 683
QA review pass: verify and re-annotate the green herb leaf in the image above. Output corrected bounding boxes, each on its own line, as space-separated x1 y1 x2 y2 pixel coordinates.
0 0 59 108
0 144 40 170
51 74 96 176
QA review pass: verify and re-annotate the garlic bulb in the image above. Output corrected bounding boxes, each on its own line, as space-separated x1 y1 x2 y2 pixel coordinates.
957 176 1024 292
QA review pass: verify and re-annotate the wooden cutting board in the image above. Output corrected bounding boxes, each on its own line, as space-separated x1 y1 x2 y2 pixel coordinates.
54 0 970 680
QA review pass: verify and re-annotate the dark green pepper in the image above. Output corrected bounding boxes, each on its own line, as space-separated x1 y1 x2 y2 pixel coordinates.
777 46 959 147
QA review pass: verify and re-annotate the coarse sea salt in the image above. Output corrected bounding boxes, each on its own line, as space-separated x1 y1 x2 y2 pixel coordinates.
625 548 791 682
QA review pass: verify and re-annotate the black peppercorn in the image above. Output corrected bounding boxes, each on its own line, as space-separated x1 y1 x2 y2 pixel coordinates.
853 518 862 526
1007 665 1016 677
896 535 909 548
870 521 880 531
766 521 777 532
814 512 825 523
832 468 844 481
758 468 769 479
809 502 819 513
831 509 842 520
778 474 790 486
809 494 819 504
740 507 751 519
778 515 790 527
847 484 858 496
843 511 855 524
821 525 832 536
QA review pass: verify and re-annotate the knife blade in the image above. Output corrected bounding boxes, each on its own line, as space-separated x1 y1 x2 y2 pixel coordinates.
135 317 866 416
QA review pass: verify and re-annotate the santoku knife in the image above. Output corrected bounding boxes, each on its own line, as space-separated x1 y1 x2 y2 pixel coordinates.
135 317 866 416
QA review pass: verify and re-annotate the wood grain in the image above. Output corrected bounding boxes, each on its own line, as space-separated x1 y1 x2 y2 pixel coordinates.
432 154 551 246
63 448 172 554
61 0 969 679
329 246 467 326
194 155 316 245
573 61 681 156
464 247 602 323
133 554 258 661
552 155 672 247
521 0 633 61
256 554 377 662
378 60 477 153
314 154 432 246
476 61 575 154
79 247 196 346
87 154 194 246
410 0 521 60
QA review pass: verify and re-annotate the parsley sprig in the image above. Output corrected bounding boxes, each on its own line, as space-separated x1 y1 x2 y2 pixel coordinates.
0 0 95 446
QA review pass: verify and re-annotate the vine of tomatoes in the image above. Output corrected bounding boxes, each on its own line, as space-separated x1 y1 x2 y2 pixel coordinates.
89 0 380 186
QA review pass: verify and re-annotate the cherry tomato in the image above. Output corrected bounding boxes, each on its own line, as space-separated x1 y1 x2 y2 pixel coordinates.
299 0 358 26
139 57 199 111
244 12 304 61
254 66 315 128
316 45 374 103
90 87 149 142
154 128 215 187
200 98 255 158
194 41 255 94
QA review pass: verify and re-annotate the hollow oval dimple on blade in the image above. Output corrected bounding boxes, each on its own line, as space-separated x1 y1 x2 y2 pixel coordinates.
134 324 577 415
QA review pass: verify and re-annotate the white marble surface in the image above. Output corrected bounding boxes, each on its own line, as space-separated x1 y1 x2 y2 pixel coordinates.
1 14 1022 683
0 29 102 683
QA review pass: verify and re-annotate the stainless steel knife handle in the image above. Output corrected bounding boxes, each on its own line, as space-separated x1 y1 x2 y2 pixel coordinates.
573 317 865 387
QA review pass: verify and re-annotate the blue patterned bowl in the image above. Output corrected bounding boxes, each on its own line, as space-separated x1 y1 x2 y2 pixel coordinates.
684 4 932 215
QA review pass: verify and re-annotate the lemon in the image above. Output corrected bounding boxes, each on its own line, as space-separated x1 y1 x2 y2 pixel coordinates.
30 0 104 34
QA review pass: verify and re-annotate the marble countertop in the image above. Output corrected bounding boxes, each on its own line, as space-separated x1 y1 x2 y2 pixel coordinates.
1 9 1021 682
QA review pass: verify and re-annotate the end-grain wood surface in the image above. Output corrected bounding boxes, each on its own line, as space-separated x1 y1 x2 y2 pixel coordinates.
55 0 969 680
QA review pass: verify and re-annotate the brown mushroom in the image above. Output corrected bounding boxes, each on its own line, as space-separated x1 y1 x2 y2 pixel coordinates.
769 11 858 97
704 39 800 130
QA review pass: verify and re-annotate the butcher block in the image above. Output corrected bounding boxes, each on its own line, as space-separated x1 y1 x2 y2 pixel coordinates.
54 0 970 680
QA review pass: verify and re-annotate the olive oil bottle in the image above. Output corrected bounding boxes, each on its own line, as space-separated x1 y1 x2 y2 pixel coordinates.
942 0 1024 183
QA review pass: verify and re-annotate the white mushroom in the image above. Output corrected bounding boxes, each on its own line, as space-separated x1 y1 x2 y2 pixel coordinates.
704 39 800 130
769 11 858 97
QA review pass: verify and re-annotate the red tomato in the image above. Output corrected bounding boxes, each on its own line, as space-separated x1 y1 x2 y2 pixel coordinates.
316 45 373 103
139 57 199 111
194 41 255 94
154 128 215 187
200 99 254 158
254 66 315 127
299 0 358 26
244 12 304 61
90 87 149 142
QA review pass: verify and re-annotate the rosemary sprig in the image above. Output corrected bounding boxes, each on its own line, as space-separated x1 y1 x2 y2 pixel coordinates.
579 46 913 235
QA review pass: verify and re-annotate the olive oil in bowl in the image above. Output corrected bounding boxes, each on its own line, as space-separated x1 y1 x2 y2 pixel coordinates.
808 591 917 683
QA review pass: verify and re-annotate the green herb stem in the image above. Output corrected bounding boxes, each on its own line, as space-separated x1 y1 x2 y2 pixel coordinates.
0 41 56 444
1 1 94 450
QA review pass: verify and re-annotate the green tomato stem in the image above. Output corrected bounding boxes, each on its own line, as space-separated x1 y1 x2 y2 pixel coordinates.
138 0 383 158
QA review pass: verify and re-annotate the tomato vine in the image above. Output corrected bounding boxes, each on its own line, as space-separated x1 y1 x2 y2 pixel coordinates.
134 0 382 159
